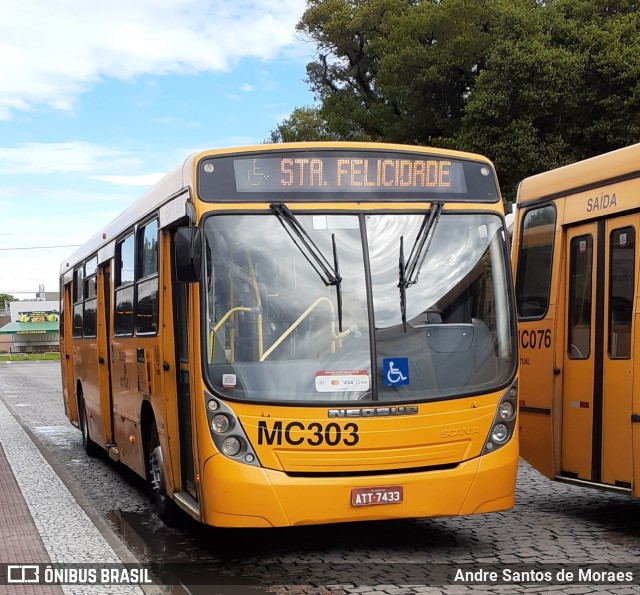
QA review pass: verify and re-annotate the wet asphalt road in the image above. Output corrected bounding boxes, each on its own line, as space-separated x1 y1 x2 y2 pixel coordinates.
2 360 640 594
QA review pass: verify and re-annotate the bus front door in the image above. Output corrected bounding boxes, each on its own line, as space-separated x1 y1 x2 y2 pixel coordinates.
98 262 114 444
61 282 78 423
562 217 637 490
174 280 197 497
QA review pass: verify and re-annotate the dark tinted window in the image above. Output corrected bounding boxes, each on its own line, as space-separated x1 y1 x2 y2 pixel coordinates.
74 268 84 302
609 226 635 359
139 220 158 279
568 235 592 359
117 234 135 286
135 220 159 336
72 303 83 338
136 278 158 335
84 256 98 300
516 205 556 319
83 298 97 337
114 286 134 336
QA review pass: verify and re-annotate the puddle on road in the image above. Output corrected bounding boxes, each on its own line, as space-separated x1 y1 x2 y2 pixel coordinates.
107 510 176 559
106 510 274 594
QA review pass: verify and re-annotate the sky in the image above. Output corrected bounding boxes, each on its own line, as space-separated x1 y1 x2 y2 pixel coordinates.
0 0 316 300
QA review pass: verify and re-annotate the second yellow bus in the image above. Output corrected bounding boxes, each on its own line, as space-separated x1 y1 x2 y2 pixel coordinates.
514 142 640 496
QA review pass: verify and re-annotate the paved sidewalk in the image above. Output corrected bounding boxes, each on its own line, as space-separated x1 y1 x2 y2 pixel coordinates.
0 398 146 595
0 442 63 595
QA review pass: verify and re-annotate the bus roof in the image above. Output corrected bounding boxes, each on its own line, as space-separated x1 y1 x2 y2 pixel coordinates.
517 142 640 205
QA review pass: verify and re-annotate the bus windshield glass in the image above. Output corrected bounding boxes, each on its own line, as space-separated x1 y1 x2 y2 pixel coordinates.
203 212 515 403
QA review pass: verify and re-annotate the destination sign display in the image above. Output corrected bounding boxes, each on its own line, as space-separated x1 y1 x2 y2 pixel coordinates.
197 150 499 202
234 156 466 193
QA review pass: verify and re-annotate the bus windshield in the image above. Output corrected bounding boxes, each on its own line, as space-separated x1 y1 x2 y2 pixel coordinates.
203 211 515 403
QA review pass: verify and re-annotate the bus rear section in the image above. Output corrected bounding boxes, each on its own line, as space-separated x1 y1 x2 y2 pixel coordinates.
514 142 640 498
61 143 519 527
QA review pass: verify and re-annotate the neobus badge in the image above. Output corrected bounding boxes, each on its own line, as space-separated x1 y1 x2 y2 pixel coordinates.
328 406 419 418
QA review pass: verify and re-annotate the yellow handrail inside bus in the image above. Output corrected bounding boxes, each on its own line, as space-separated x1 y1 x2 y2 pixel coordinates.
259 297 351 362
209 306 253 363
245 248 264 358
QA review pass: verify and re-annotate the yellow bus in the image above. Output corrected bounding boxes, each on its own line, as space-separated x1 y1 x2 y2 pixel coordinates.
513 142 640 496
60 142 518 527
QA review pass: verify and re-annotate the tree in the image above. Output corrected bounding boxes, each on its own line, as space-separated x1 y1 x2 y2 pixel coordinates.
272 0 640 200
266 106 341 142
0 294 15 310
460 0 640 197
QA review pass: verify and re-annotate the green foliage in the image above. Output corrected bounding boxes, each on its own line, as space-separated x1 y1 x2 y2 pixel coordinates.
265 106 341 142
270 0 640 200
0 352 60 361
460 0 640 197
0 293 16 309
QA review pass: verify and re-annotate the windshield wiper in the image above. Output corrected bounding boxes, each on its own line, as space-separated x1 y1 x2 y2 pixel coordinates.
398 201 444 331
270 202 343 332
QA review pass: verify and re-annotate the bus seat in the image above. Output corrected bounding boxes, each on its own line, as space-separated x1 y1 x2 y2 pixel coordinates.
469 318 498 385
425 319 497 389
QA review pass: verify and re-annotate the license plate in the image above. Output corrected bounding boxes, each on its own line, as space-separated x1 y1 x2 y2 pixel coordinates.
351 485 403 507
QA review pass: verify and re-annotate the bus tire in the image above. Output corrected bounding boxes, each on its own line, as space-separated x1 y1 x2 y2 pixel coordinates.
148 424 177 525
79 398 100 458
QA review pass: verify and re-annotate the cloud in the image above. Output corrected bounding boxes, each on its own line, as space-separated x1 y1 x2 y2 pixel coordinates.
0 142 136 175
94 173 166 186
0 0 308 119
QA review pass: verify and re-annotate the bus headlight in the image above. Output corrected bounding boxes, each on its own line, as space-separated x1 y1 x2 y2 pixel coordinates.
481 380 518 455
204 391 260 467
498 401 515 421
222 436 242 457
211 414 231 434
491 424 509 444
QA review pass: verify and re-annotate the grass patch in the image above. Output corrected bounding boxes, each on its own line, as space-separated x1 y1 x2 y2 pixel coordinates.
0 352 60 361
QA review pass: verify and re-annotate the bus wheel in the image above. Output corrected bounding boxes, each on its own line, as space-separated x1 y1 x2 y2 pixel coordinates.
148 425 177 525
79 398 100 458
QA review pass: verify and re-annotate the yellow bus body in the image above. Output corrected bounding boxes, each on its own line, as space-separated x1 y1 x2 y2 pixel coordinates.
60 142 518 527
514 142 640 496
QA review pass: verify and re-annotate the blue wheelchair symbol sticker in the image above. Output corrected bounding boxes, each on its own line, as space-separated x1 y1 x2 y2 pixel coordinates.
383 358 409 386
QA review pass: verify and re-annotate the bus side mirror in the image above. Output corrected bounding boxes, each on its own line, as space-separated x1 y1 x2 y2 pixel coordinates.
175 227 202 282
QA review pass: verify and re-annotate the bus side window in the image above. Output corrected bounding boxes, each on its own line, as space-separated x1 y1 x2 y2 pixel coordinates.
72 267 84 338
114 233 135 336
609 226 635 359
516 205 556 319
136 219 159 336
568 235 593 359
